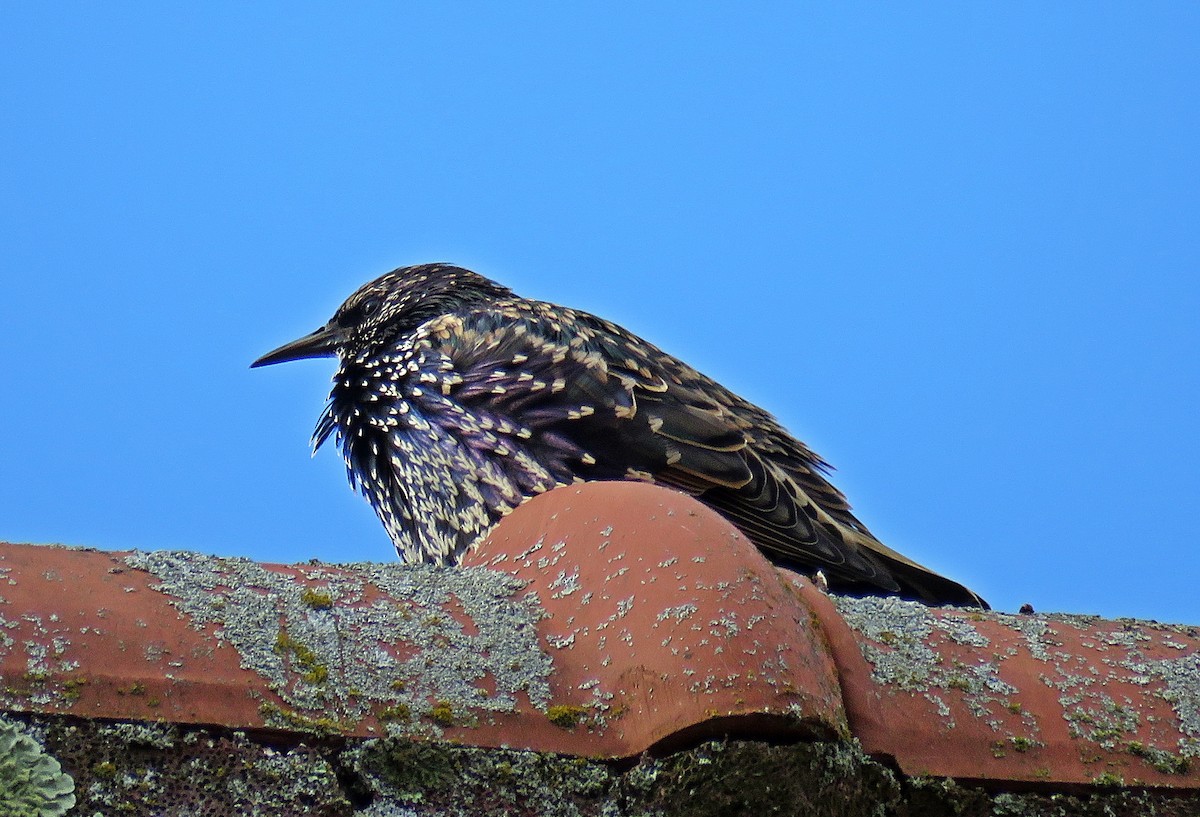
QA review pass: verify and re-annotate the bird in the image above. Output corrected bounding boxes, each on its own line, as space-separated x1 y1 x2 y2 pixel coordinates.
252 263 986 607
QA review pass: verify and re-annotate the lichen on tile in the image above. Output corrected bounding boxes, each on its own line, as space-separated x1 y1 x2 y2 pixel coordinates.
124 550 553 728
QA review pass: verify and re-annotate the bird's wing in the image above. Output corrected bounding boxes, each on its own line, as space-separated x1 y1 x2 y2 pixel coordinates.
577 318 906 592
415 302 984 605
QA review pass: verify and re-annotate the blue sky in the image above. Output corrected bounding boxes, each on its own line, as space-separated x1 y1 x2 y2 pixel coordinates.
2 5 1197 622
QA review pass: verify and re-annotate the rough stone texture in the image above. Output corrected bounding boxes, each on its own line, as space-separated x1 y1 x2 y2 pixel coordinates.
21 714 351 816
4 712 1200 816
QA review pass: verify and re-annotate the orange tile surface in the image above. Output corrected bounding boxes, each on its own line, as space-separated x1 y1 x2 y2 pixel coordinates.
1 481 1197 789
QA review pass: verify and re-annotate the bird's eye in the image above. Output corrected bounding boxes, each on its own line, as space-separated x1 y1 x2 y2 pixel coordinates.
337 296 383 328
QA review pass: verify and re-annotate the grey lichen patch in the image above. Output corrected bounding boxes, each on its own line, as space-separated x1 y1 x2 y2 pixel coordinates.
1119 650 1200 758
1061 693 1140 749
655 604 698 624
548 567 581 599
1038 618 1200 765
1007 614 1055 661
95 721 176 750
0 606 85 712
0 716 75 817
833 597 1030 740
836 598 1200 773
124 551 552 730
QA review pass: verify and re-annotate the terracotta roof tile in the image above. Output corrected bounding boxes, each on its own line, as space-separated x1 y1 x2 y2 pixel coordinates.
2 481 1198 805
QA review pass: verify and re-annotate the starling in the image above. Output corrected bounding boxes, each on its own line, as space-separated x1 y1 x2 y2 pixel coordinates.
253 263 985 607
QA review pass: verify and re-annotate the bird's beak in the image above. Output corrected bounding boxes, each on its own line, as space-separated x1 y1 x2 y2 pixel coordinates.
251 323 342 368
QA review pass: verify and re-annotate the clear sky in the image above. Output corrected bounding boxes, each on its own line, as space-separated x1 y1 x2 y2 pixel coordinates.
2 5 1197 622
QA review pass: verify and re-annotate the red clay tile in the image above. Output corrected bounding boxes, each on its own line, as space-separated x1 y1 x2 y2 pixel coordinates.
466 481 847 754
797 578 1200 787
2 481 1198 791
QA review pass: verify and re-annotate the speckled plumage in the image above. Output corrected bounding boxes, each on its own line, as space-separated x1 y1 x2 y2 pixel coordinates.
253 263 985 607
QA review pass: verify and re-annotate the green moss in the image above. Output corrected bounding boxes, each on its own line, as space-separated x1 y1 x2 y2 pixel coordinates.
429 700 456 726
60 677 88 701
1093 771 1125 786
300 665 328 684
1153 755 1191 776
353 739 459 804
546 704 589 729
273 631 329 685
1127 741 1192 775
1008 736 1037 753
299 587 333 610
257 701 344 736
378 703 412 722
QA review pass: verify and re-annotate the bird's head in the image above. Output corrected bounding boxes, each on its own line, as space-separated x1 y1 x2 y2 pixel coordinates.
251 263 512 368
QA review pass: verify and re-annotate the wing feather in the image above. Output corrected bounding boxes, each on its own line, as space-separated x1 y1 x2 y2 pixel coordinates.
415 303 981 605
